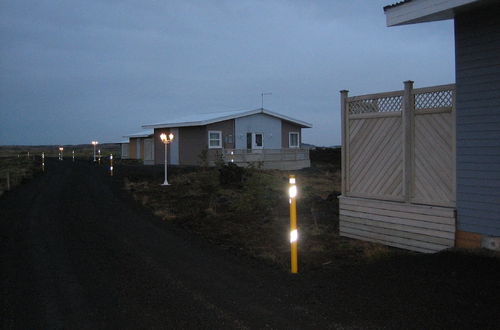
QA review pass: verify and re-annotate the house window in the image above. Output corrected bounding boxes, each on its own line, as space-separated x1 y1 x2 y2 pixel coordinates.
208 131 222 148
254 133 263 149
289 132 299 148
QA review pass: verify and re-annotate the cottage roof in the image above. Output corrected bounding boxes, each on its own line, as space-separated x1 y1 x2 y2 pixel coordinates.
142 108 312 129
123 129 154 138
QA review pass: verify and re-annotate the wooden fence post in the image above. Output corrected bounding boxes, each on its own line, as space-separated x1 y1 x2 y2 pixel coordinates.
340 90 349 196
402 80 414 202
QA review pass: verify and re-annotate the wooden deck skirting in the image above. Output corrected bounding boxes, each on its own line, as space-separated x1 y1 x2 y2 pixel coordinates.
340 82 456 252
339 196 455 253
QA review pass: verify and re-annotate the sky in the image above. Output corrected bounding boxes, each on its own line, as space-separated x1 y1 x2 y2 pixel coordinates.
0 0 455 146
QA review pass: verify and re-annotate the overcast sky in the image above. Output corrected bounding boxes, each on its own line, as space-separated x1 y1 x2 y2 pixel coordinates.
0 0 455 146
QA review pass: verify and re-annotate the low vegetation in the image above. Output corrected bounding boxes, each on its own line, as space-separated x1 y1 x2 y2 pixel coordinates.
0 157 41 197
122 148 406 271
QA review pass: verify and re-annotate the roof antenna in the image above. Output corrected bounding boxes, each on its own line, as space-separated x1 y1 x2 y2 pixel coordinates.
261 92 272 110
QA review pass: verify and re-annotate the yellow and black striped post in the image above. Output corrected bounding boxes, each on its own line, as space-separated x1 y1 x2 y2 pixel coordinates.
289 175 298 274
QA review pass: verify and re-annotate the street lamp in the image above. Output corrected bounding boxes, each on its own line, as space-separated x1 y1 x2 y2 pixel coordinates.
91 141 98 162
59 147 64 160
160 132 174 186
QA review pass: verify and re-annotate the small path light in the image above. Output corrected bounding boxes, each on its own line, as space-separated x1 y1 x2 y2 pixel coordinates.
160 132 174 186
110 154 114 176
59 147 64 160
91 141 98 162
230 150 234 163
289 174 298 274
42 152 45 171
72 150 75 162
98 149 101 165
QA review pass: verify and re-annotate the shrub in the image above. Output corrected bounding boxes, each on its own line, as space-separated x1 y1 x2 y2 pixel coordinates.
218 162 245 187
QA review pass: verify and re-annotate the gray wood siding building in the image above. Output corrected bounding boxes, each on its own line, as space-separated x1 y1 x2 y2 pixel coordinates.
346 0 500 250
143 108 312 170
455 4 500 240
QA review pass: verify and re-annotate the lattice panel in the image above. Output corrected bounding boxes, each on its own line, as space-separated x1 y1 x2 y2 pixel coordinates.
349 95 403 114
348 117 403 198
415 90 453 110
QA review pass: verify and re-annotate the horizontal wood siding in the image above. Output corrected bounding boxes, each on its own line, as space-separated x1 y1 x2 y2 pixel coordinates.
455 4 500 237
339 196 455 253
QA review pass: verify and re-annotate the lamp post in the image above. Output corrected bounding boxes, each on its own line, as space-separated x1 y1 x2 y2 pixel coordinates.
98 149 101 165
72 150 75 162
59 147 64 160
160 132 174 186
289 175 298 274
42 152 45 171
91 141 98 162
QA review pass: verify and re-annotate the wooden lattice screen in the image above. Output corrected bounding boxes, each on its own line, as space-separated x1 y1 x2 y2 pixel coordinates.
341 81 456 207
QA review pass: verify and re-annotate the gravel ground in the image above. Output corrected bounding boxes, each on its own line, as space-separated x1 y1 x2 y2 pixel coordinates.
1 159 499 329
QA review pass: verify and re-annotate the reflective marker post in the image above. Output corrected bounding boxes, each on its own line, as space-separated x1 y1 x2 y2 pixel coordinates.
110 154 114 176
289 175 298 274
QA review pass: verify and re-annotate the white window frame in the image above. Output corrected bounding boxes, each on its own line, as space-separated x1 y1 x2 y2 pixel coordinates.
289 132 300 148
208 130 222 149
253 133 264 149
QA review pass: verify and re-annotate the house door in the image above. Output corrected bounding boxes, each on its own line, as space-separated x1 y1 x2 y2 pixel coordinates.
253 133 263 149
246 132 263 150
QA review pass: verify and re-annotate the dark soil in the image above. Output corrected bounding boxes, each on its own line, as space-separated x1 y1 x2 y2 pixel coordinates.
1 159 499 329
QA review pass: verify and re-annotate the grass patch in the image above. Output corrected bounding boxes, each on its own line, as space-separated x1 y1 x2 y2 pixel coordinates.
0 157 41 196
121 148 408 271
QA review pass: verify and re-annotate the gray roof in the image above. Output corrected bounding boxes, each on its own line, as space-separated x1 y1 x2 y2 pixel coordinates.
142 108 313 129
123 129 154 138
383 0 412 11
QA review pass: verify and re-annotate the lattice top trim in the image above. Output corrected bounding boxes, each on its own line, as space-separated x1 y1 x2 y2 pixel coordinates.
348 95 403 114
415 90 453 110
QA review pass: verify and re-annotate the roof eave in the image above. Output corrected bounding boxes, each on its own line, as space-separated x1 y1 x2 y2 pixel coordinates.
142 108 312 129
384 0 480 26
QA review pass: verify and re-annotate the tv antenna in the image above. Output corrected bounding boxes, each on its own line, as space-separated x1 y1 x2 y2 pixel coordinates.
261 92 272 109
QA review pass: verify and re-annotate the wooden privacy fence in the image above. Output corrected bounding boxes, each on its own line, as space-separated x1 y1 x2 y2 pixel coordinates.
339 81 456 252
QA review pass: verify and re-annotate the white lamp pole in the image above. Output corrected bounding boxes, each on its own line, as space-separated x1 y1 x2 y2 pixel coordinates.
160 132 174 186
59 147 64 160
91 141 98 162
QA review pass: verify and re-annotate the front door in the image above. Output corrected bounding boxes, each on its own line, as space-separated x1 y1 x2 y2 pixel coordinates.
253 133 263 149
246 132 264 150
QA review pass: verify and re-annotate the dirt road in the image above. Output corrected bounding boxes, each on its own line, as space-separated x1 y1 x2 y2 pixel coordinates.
1 159 499 329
